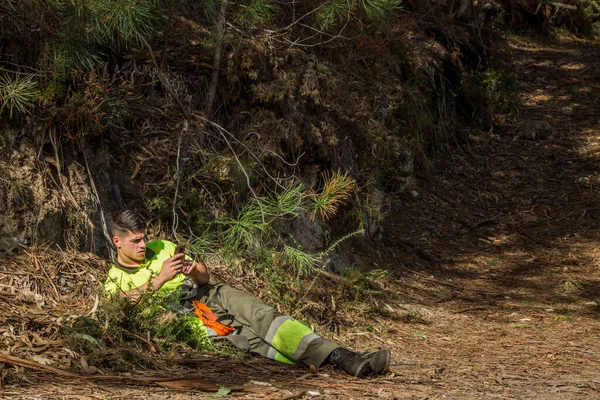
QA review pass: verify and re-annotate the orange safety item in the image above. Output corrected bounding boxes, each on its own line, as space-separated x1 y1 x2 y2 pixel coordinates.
192 300 236 336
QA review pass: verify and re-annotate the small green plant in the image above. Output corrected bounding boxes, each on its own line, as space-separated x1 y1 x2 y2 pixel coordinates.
508 323 530 329
189 230 218 259
9 180 33 209
463 69 521 125
0 74 40 117
309 170 356 221
316 0 402 29
216 181 308 255
42 0 159 87
147 196 171 220
218 200 269 253
415 330 428 341
404 309 426 324
316 1 352 28
49 38 102 79
358 0 403 20
264 181 306 218
66 0 159 47
282 244 323 278
554 313 576 323
234 0 277 26
338 267 389 303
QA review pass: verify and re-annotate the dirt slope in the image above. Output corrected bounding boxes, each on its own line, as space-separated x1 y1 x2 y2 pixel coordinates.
4 35 600 400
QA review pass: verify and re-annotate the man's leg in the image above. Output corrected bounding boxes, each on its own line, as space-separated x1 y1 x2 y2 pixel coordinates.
200 283 339 368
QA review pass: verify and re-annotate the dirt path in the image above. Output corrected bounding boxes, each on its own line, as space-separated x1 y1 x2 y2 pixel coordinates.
374 34 600 399
7 36 600 400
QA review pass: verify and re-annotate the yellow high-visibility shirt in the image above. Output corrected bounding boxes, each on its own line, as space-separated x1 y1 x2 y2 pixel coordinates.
104 240 185 295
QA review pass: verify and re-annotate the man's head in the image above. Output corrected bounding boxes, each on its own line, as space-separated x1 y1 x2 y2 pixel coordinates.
111 210 147 265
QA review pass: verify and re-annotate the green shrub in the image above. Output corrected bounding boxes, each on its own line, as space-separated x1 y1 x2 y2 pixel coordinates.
462 69 521 126
338 267 389 302
580 0 600 35
66 290 213 370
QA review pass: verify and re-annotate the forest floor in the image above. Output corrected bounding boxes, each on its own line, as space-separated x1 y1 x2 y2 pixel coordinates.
5 34 600 399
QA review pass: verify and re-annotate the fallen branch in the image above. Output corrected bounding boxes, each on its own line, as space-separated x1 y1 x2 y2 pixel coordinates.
453 306 488 314
138 36 189 120
0 352 263 393
0 352 76 377
79 137 112 251
196 113 286 190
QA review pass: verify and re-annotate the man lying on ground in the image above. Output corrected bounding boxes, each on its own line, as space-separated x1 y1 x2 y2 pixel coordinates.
104 210 391 378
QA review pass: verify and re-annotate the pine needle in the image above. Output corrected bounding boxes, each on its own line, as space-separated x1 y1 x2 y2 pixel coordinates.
309 170 356 221
0 74 40 118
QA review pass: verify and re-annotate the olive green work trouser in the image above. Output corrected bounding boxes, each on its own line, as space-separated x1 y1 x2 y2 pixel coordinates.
196 283 340 368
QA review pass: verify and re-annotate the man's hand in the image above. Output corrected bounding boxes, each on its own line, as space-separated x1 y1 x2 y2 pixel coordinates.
182 260 210 286
159 253 185 282
181 260 196 276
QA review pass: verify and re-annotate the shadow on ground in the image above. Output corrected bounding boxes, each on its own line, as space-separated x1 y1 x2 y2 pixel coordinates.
376 35 600 317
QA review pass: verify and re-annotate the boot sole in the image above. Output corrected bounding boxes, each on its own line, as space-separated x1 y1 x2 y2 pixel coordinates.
354 358 371 377
369 349 391 375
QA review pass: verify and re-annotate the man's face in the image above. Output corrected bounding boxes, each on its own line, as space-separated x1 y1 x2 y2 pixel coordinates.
113 230 147 263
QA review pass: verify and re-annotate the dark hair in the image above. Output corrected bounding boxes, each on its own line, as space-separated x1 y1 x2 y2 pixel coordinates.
111 210 146 237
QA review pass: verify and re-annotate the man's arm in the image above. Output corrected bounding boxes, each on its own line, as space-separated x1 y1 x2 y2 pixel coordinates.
119 274 169 300
120 254 186 300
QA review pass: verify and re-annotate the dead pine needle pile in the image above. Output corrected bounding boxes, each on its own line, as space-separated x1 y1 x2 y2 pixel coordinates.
0 250 106 368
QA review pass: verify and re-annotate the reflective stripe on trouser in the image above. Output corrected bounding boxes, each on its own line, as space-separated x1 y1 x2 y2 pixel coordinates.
197 283 340 367
263 315 322 364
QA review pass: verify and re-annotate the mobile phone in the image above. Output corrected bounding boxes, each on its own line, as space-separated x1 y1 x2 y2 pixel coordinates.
174 244 186 255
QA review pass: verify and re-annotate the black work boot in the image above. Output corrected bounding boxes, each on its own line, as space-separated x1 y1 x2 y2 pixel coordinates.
327 347 391 378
